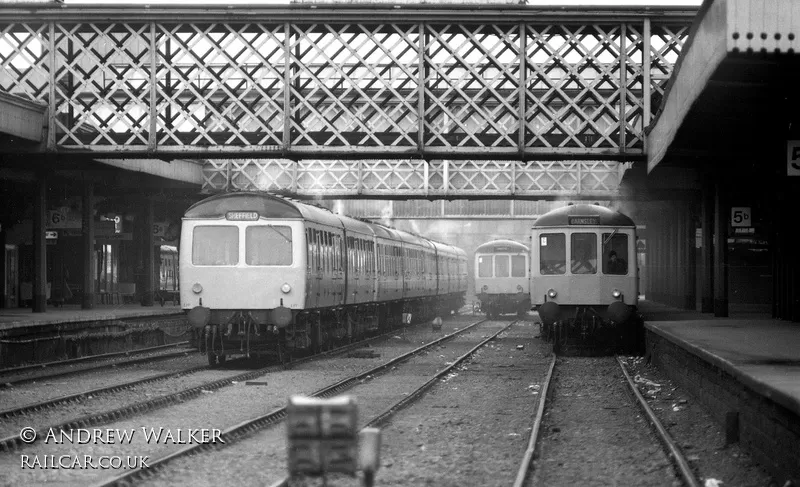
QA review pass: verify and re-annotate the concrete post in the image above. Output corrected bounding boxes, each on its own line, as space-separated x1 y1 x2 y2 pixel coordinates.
714 180 729 317
32 172 47 312
82 182 94 309
142 197 155 307
701 178 714 313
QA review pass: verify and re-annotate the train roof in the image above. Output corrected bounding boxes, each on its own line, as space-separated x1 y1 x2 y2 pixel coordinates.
184 192 466 257
532 204 635 228
475 239 529 253
184 192 343 228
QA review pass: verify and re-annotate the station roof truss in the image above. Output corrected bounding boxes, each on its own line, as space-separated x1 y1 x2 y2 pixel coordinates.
647 0 800 171
0 5 695 161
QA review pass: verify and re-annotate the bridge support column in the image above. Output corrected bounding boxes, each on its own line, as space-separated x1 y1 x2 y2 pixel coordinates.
700 177 714 313
713 180 728 317
82 181 94 309
32 170 47 313
141 197 155 307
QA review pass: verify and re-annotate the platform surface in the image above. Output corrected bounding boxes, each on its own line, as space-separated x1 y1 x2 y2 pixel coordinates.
640 300 800 417
0 304 184 331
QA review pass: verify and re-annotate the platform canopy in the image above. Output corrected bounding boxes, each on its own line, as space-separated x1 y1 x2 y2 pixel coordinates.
646 0 800 173
0 91 46 143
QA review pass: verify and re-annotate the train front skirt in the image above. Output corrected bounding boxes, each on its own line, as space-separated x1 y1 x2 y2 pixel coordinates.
539 305 644 356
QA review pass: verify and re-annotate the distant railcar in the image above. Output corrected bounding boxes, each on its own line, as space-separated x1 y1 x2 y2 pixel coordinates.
474 239 530 319
180 192 468 365
531 204 642 354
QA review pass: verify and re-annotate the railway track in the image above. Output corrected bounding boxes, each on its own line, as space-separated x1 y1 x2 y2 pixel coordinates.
0 342 195 388
513 355 701 487
93 317 499 487
0 318 468 453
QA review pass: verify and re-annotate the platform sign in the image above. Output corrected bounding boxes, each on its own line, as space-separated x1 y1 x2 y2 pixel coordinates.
731 207 751 228
788 141 800 176
47 209 81 229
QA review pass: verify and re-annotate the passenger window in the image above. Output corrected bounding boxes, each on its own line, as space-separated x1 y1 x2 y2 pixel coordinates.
494 255 510 277
539 233 565 275
511 255 526 277
571 233 597 274
602 233 629 275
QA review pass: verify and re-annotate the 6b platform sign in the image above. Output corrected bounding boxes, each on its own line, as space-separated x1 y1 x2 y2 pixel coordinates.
788 141 800 176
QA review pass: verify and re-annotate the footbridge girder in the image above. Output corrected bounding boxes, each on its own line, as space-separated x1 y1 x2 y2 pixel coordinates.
0 5 693 160
201 158 628 199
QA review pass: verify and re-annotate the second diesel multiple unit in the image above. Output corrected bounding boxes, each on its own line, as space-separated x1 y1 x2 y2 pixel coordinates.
474 239 530 318
530 204 641 354
181 192 468 365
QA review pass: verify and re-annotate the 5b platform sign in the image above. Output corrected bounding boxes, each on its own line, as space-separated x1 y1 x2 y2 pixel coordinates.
731 207 751 227
788 141 800 176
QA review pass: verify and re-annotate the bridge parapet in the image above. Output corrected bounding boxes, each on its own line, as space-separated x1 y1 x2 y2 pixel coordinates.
201 158 626 199
0 6 693 159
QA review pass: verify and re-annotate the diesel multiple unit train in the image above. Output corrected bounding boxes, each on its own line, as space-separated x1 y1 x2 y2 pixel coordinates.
472 204 641 354
181 192 467 365
474 239 530 319
530 204 641 354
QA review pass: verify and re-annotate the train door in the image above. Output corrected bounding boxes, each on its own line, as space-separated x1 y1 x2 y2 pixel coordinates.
332 233 344 305
307 227 320 308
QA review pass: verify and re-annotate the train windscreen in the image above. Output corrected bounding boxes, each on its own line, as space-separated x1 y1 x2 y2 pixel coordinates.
539 233 565 275
511 255 526 277
494 255 509 277
570 233 597 274
602 233 629 275
193 226 239 265
478 256 492 277
246 226 293 265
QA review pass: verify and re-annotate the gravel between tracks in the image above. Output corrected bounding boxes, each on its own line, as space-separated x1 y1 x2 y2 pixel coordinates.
533 356 678 487
137 318 509 487
0 316 480 486
0 353 204 414
623 356 774 487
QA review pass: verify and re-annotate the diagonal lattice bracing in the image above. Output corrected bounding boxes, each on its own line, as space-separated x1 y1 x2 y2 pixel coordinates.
649 24 688 117
287 23 419 150
0 14 690 158
423 24 520 149
53 23 152 148
202 158 621 197
525 24 625 150
0 23 50 101
155 23 286 147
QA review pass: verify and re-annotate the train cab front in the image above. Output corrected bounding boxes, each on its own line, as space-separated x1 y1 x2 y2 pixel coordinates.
179 208 306 366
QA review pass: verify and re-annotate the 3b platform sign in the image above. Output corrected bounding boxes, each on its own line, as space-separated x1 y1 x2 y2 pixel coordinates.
788 141 800 176
731 207 751 227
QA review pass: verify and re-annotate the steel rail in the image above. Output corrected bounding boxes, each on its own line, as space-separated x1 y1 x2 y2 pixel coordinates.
0 341 189 377
0 364 207 420
0 349 196 389
512 353 557 487
616 356 701 487
93 318 489 487
0 325 414 452
266 319 517 487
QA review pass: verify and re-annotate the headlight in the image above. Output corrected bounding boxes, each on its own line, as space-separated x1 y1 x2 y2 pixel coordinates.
192 283 203 294
482 285 488 292
517 285 524 292
547 289 557 298
612 289 622 299
281 283 292 294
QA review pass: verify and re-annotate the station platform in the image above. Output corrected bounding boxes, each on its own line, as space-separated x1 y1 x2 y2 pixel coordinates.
0 304 184 333
640 300 800 484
